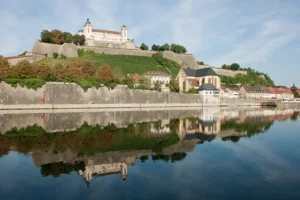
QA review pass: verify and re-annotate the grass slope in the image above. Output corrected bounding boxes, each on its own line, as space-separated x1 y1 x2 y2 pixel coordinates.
37 54 180 76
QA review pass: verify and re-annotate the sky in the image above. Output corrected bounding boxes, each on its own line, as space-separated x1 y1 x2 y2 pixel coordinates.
0 0 299 86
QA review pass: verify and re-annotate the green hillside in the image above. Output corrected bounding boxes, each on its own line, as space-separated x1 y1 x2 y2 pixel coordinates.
37 53 181 76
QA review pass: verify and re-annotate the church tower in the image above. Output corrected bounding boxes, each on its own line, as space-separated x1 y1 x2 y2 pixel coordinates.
121 25 128 43
83 18 93 38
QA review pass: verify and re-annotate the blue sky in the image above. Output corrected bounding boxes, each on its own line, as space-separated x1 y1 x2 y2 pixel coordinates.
0 0 299 86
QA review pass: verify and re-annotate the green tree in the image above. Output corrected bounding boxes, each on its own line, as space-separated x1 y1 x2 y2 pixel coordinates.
221 64 230 69
197 61 204 65
168 78 179 92
53 64 67 81
41 30 51 43
137 76 151 90
230 63 240 70
50 29 64 44
151 44 160 51
188 88 198 94
140 43 149 50
63 32 73 43
170 43 187 53
159 43 170 51
154 81 162 92
73 34 85 46
0 56 11 79
53 52 59 58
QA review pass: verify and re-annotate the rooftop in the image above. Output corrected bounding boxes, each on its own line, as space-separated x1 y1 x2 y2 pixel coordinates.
198 83 219 91
242 85 268 93
144 71 171 77
183 68 218 77
92 29 121 35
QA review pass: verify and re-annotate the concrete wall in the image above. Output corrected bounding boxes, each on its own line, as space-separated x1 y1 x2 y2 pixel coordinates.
0 82 203 106
31 40 78 57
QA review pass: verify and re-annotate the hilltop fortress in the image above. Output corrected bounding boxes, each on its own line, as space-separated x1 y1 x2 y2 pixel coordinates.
5 18 247 77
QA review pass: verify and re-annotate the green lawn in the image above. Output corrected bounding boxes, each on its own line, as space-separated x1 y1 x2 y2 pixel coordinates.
37 54 180 76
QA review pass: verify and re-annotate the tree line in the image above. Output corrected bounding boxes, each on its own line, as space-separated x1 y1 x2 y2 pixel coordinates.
140 43 187 53
40 30 86 45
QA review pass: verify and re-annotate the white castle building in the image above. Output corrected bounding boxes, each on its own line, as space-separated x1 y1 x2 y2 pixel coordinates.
77 18 130 46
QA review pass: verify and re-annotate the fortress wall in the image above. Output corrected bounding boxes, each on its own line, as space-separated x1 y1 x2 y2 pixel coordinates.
163 51 198 68
31 40 78 57
197 65 247 77
0 82 204 106
6 54 46 65
77 46 155 57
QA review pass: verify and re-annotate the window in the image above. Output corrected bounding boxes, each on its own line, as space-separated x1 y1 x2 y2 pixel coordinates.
208 78 211 84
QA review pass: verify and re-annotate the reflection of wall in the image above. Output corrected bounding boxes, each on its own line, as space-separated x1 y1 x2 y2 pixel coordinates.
78 163 128 184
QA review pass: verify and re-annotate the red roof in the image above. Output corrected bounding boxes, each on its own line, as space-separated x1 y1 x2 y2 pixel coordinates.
187 79 199 87
132 73 140 80
92 29 121 35
144 71 171 77
268 87 293 94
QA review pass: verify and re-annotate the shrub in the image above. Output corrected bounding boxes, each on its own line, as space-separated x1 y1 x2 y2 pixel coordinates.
0 56 11 80
82 61 96 77
60 54 67 59
188 88 198 94
53 52 59 59
96 64 114 83
65 59 83 82
33 63 53 80
12 60 35 78
53 63 67 81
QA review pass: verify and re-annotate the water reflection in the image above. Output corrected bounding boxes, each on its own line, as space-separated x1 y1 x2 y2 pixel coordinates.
0 107 299 187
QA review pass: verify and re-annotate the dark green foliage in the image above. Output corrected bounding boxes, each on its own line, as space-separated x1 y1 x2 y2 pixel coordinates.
60 54 67 59
197 61 204 65
168 78 180 92
4 78 46 90
41 161 85 177
73 34 85 45
159 43 170 51
152 53 181 75
170 43 187 53
18 51 28 56
122 77 135 89
41 30 51 43
151 44 160 51
220 71 275 88
140 43 149 50
188 88 198 94
53 52 59 59
62 32 73 43
154 81 162 92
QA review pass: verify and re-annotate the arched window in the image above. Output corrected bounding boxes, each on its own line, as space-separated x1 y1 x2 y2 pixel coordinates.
208 78 211 84
202 79 205 84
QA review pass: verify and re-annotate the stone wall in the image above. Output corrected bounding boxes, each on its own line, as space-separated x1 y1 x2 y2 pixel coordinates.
5 54 45 65
31 40 78 57
0 82 203 106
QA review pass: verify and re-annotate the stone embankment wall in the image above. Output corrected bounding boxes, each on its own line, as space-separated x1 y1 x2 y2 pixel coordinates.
0 82 204 109
5 54 46 65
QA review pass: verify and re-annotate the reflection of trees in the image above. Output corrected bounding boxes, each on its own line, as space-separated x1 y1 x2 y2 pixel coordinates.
0 121 180 156
140 155 149 162
291 112 299 121
41 161 85 177
221 120 274 135
151 152 187 163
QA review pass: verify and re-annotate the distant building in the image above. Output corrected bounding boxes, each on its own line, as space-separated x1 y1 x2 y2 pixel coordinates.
239 86 270 99
177 68 220 92
268 87 294 99
77 18 130 46
144 71 171 90
221 87 239 99
198 83 220 104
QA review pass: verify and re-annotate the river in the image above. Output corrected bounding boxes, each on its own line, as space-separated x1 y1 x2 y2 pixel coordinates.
0 107 299 200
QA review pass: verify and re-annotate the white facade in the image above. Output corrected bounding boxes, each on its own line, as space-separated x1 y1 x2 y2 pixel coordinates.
199 90 220 104
78 18 128 44
144 72 171 88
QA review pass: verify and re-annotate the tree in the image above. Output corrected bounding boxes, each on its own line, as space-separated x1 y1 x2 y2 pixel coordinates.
82 61 95 77
65 59 83 82
151 44 160 51
154 81 162 92
221 64 230 69
53 64 67 81
63 32 73 43
50 30 64 44
230 63 240 70
41 30 51 43
33 63 53 80
73 34 86 46
188 88 198 94
159 43 170 51
137 76 151 90
0 56 11 79
140 43 149 50
168 78 179 92
197 61 204 65
96 64 114 83
12 60 35 78
170 43 187 53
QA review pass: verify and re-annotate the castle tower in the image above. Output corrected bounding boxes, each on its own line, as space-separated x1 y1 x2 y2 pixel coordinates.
83 18 93 38
121 25 128 43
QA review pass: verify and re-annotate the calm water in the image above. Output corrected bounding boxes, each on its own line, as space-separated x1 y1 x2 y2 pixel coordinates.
0 108 300 200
